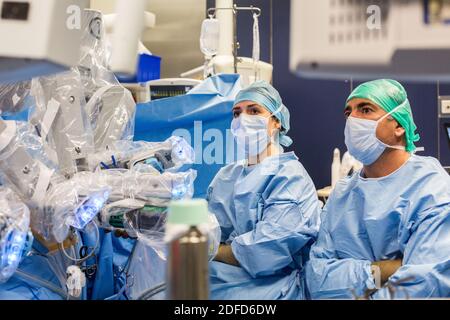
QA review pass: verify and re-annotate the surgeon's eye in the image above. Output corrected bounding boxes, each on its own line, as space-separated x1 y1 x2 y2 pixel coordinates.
233 110 241 118
344 110 351 118
361 106 373 114
247 106 261 115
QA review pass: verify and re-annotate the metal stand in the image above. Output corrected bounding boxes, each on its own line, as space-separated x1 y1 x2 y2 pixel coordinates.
207 5 262 73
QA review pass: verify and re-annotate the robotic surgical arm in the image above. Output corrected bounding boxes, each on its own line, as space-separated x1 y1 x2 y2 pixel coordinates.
0 118 109 244
28 9 136 178
0 187 32 284
73 168 195 238
87 136 195 173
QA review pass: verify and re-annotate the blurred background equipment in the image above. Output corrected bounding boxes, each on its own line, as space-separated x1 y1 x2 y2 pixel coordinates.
438 93 450 173
290 0 450 81
182 0 273 86
91 0 205 79
0 0 89 83
123 78 202 104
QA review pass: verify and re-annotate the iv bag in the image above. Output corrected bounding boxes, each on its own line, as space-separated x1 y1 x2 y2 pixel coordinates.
200 18 220 57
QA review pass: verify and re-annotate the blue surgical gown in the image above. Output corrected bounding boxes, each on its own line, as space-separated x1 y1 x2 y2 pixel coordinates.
305 155 450 299
207 152 321 300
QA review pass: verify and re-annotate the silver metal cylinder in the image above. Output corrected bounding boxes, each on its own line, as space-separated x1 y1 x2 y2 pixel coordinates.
167 226 209 300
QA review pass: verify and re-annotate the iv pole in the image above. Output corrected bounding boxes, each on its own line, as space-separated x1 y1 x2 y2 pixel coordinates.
207 4 262 74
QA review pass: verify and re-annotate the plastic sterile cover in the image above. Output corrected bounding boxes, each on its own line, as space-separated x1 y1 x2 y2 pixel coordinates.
29 69 95 177
78 9 136 149
126 240 167 300
35 172 110 243
92 168 197 207
164 213 221 261
0 187 30 283
88 136 195 172
85 84 136 150
99 200 168 255
0 81 32 115
125 213 221 300
98 198 146 232
0 120 61 205
78 9 115 98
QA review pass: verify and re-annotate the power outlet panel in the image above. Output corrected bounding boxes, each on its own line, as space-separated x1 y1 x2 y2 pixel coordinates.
438 96 450 117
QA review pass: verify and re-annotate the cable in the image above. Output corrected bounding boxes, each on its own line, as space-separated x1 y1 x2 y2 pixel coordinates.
27 244 70 298
137 282 166 300
15 269 67 299
112 155 118 168
59 220 100 264
101 162 110 169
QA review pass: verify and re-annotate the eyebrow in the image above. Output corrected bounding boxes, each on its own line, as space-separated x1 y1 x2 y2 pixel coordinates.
356 102 377 109
233 104 260 111
345 102 378 112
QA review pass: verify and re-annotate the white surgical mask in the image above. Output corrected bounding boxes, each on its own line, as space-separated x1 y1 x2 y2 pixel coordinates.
231 114 272 158
344 104 406 166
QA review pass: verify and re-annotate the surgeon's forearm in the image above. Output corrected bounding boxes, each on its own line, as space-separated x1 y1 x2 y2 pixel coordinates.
214 244 240 267
372 259 402 284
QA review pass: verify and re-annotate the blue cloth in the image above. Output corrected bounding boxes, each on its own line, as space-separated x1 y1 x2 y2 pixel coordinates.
126 241 167 300
111 236 135 300
0 230 134 300
81 229 115 300
0 240 77 300
0 108 28 122
134 74 243 198
306 155 450 299
81 230 135 300
207 152 321 300
234 80 292 147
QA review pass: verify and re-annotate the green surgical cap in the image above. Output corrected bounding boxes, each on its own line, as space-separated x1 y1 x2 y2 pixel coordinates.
234 80 292 147
346 79 420 152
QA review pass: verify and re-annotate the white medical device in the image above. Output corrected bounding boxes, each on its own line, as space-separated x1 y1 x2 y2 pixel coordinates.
123 78 201 103
0 119 55 207
110 0 148 77
30 72 94 178
85 84 136 150
182 0 273 86
290 0 450 81
147 78 202 101
0 0 88 83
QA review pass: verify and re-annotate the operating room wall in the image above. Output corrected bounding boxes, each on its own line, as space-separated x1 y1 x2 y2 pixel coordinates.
207 0 450 189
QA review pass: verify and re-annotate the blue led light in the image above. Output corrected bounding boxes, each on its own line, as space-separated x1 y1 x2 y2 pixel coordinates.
72 191 108 229
1 229 28 283
7 252 19 264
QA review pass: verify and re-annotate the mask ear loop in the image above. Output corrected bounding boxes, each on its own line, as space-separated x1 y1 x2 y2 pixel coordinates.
376 100 407 123
267 106 284 153
375 100 409 151
382 100 425 154
270 104 287 137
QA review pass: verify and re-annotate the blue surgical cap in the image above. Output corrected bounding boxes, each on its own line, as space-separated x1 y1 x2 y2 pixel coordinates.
234 80 292 147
